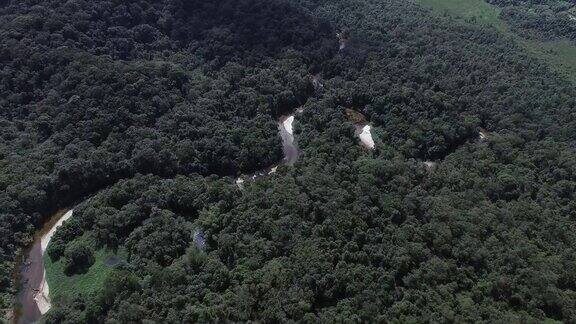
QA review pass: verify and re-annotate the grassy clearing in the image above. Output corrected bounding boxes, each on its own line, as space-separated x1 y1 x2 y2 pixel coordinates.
417 0 506 32
523 39 576 83
416 0 576 83
44 239 118 302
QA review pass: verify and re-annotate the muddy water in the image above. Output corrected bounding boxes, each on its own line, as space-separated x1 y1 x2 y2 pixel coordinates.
16 209 73 324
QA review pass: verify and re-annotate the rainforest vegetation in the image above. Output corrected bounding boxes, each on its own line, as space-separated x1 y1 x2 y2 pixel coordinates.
2 0 576 322
487 0 576 41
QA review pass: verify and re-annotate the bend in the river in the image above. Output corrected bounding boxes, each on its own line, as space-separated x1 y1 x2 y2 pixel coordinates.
236 113 300 188
16 209 74 324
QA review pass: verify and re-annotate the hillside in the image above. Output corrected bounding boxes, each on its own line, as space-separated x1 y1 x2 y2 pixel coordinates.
2 0 576 322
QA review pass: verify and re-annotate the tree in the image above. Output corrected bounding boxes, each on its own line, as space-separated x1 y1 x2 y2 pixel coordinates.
63 241 95 275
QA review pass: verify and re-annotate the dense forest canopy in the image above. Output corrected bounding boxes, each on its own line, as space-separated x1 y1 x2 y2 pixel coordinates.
487 0 576 41
2 0 576 322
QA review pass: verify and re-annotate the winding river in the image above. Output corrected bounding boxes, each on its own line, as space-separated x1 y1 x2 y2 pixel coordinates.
14 107 375 323
16 209 74 324
15 113 301 321
236 114 299 188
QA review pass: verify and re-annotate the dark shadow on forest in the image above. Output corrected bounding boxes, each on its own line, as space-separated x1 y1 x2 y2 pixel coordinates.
173 0 336 66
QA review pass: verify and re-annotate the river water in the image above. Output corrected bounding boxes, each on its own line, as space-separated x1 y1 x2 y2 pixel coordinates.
15 209 73 324
279 115 299 165
15 114 301 320
15 110 302 319
236 114 299 188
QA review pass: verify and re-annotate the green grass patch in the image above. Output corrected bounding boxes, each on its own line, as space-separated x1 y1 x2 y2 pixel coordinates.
417 0 506 32
44 239 119 302
522 38 576 83
416 0 576 83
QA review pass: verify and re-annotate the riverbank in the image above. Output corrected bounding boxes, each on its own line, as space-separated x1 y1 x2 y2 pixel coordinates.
15 209 73 324
43 245 116 304
279 115 299 165
356 124 375 150
236 114 300 188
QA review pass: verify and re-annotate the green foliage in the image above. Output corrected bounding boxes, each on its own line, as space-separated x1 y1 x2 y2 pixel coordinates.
44 247 117 302
2 0 576 322
183 246 208 271
417 0 507 31
47 239 66 262
62 240 95 275
419 0 576 82
489 0 576 41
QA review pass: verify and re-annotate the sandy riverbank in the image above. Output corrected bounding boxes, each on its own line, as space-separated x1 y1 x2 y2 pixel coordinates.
357 124 375 149
235 114 300 188
279 115 299 165
36 209 74 315
16 209 74 323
